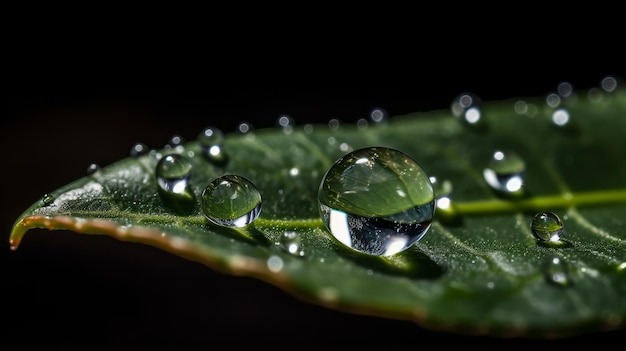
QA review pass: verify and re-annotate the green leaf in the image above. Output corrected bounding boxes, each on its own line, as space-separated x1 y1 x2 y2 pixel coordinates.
10 88 626 339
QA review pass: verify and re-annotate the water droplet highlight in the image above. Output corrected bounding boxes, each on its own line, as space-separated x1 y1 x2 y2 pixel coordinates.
201 175 262 228
531 212 564 242
155 154 193 195
482 150 525 195
318 146 435 256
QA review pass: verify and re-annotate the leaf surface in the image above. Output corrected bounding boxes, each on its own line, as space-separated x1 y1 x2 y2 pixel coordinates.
10 88 626 338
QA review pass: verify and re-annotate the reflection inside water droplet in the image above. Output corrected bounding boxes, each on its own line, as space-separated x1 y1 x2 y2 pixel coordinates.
483 150 525 195
531 211 564 242
318 147 435 256
201 175 262 228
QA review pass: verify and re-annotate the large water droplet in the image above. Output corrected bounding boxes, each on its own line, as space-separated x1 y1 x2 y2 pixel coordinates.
482 150 525 195
318 147 435 256
201 175 262 228
155 154 193 195
198 126 226 163
531 211 564 242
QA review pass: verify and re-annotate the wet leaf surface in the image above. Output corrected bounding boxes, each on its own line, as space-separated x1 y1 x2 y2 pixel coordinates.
8 88 626 340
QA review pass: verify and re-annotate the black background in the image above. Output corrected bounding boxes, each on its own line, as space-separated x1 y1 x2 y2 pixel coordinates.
2 46 626 349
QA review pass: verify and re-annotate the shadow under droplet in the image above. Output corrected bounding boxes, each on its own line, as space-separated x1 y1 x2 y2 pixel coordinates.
537 239 572 249
202 221 272 246
158 187 198 216
332 244 445 280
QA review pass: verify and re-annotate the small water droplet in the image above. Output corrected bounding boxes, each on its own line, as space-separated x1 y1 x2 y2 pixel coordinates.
545 257 570 286
451 93 483 125
328 119 341 131
237 121 254 134
198 126 226 164
303 124 314 134
551 108 570 126
557 81 574 98
166 134 185 149
531 211 564 242
155 154 193 195
276 114 295 134
356 118 369 130
483 150 525 195
600 75 619 92
130 142 149 157
267 255 284 272
369 107 389 125
279 231 305 257
546 92 561 108
318 147 435 256
42 193 55 206
201 175 262 228
87 163 101 175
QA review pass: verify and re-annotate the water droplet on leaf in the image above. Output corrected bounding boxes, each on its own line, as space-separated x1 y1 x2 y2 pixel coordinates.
318 146 435 256
279 231 305 257
451 93 483 125
483 150 525 195
42 193 55 206
201 175 262 228
531 211 564 242
130 142 149 157
545 257 570 287
155 154 193 195
87 163 101 175
198 126 226 164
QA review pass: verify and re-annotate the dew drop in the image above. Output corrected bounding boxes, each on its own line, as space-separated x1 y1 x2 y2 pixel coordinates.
482 150 525 195
600 75 619 92
451 92 482 125
87 163 101 175
237 121 254 134
276 114 295 134
546 92 561 108
201 174 262 228
42 193 55 206
531 211 564 242
166 134 185 149
551 108 570 126
155 154 193 195
279 231 305 257
557 81 574 98
130 142 149 157
318 146 435 256
369 107 389 125
545 257 570 287
198 126 226 163
328 119 341 131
